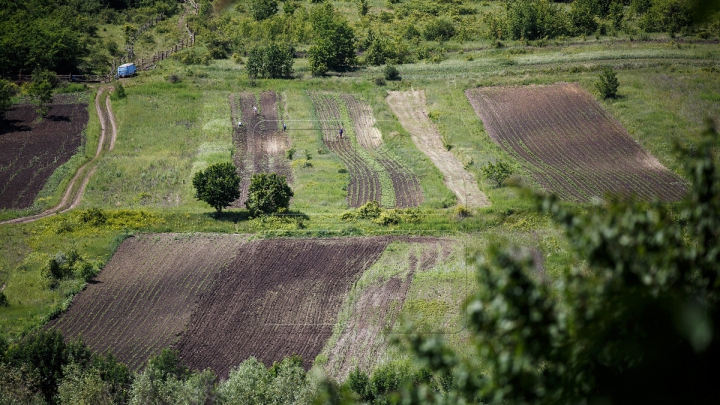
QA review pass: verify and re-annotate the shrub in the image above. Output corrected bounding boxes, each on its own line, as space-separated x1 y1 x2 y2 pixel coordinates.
0 78 18 117
192 162 241 214
0 291 8 307
384 64 401 81
245 173 294 217
80 208 107 226
111 82 126 100
250 0 278 21
595 66 619 99
286 148 296 160
454 204 472 218
423 18 456 41
482 161 513 187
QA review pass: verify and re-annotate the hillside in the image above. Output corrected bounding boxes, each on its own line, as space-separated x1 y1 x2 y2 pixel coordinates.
1 0 719 403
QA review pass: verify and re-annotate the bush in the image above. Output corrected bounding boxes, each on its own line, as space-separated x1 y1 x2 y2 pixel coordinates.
286 148 295 160
0 291 8 307
423 18 456 41
192 162 241 214
112 82 126 100
250 0 278 21
595 66 619 99
245 173 294 217
482 161 513 187
0 78 18 117
308 3 357 75
384 64 401 81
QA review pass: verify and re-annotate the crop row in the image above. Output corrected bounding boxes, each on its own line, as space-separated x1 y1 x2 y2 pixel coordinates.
309 92 382 207
466 84 687 202
341 95 423 208
49 234 241 370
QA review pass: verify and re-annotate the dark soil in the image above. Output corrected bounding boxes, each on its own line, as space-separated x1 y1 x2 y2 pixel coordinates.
0 103 87 209
466 83 688 202
176 237 390 377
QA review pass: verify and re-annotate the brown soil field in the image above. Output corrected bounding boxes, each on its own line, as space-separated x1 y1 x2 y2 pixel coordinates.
229 91 291 207
177 237 390 376
50 234 417 376
0 101 87 209
465 83 688 202
386 91 490 208
49 234 244 370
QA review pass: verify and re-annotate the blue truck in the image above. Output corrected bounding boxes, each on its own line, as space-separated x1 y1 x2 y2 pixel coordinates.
117 63 136 78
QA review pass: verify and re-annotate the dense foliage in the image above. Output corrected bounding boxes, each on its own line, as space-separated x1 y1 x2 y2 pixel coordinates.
246 43 295 79
481 161 514 187
245 173 293 217
192 162 241 214
0 78 17 116
307 3 357 75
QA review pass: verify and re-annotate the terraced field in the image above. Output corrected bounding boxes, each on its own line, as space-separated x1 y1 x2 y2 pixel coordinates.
466 83 688 202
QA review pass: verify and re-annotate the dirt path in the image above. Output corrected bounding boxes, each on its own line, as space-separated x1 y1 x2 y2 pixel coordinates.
386 90 489 208
0 88 117 225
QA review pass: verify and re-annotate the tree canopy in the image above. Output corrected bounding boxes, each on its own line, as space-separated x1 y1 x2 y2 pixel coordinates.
192 162 241 214
307 3 357 76
245 173 293 217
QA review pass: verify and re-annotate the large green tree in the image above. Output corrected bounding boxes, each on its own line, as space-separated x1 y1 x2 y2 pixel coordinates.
0 78 17 117
192 162 241 214
307 3 357 76
245 173 293 217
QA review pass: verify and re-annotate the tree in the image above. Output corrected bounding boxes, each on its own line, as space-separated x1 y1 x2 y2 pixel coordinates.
245 173 293 217
308 3 357 76
595 65 619 99
250 0 278 21
481 160 513 187
0 78 18 117
384 64 401 81
192 162 241 214
27 70 58 117
359 123 720 404
246 43 295 79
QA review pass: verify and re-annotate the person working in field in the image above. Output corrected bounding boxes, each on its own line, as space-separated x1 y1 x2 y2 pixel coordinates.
238 120 242 128
253 105 258 115
339 125 344 139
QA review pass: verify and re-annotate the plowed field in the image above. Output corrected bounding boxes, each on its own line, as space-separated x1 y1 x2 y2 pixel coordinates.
310 92 422 208
50 235 410 376
229 91 291 207
466 83 688 202
0 102 87 209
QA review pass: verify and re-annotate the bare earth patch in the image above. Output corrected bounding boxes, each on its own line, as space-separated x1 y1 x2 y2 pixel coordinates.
387 90 489 208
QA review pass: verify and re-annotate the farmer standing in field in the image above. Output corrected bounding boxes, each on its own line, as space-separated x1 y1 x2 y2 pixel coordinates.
253 105 258 115
339 125 344 139
238 120 242 128
283 123 286 132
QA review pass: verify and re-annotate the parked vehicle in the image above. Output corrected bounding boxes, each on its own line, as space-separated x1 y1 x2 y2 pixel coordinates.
117 63 136 78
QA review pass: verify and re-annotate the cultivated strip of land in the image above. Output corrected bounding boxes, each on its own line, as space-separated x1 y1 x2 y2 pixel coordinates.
0 88 118 225
386 90 489 207
465 83 688 202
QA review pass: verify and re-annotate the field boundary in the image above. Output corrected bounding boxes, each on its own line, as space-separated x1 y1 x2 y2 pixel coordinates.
0 88 117 225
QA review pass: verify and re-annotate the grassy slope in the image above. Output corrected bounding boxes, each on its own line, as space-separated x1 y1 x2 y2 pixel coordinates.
1 14 719 374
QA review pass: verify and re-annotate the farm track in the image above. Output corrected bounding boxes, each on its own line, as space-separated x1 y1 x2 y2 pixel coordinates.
0 88 117 225
386 91 490 208
229 91 291 207
466 83 688 202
